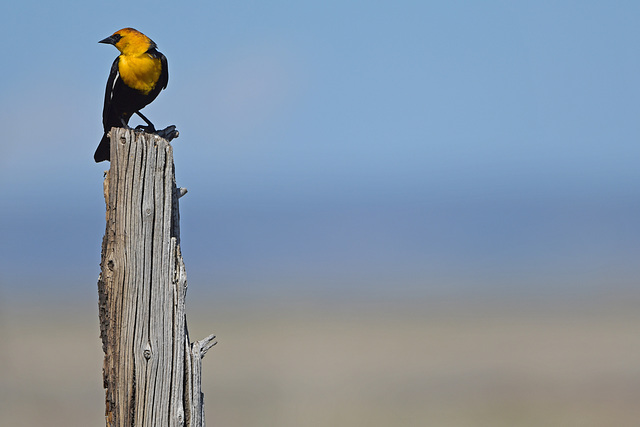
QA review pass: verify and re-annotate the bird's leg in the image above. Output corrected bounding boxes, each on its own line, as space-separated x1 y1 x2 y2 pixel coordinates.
156 125 179 142
134 111 156 133
133 110 178 141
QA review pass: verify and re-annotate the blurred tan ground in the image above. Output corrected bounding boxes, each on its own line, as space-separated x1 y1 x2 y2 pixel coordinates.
1 295 640 427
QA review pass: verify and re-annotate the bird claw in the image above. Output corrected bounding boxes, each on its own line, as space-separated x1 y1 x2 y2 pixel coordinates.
132 124 178 142
156 125 179 142
135 124 156 133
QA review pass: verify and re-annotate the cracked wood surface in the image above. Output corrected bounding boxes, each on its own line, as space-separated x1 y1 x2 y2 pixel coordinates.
97 128 216 427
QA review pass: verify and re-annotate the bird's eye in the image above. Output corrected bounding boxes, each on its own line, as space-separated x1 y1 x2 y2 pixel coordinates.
112 34 123 43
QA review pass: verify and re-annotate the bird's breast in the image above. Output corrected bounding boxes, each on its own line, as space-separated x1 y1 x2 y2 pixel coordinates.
118 54 162 95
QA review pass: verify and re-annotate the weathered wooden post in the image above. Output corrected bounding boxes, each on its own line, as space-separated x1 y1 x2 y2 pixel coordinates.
97 128 216 427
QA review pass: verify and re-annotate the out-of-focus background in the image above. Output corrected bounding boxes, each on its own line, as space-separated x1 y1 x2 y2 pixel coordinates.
1 1 639 426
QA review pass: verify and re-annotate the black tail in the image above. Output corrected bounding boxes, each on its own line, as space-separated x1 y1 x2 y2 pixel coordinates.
94 133 110 163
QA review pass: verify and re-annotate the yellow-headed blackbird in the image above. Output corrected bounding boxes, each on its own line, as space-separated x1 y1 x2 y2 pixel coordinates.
94 28 168 162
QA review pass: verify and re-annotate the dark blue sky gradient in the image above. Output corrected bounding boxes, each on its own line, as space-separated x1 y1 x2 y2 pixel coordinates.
1 1 638 301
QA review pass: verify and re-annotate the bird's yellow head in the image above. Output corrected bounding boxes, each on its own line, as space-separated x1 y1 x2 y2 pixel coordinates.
99 28 156 56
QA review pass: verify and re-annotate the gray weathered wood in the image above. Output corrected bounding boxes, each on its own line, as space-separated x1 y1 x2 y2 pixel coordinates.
97 128 215 427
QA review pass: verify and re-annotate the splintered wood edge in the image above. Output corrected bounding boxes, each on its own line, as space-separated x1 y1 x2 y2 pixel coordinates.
196 334 218 359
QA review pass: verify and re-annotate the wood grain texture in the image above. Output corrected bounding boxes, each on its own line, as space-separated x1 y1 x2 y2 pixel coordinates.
97 128 215 427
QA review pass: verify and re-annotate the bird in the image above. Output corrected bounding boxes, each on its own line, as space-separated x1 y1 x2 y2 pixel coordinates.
94 28 168 162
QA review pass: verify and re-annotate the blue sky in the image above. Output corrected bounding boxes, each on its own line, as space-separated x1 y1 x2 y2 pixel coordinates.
1 1 639 301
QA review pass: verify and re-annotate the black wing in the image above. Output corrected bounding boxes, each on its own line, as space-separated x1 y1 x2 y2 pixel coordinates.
102 57 120 130
148 47 168 91
160 53 169 90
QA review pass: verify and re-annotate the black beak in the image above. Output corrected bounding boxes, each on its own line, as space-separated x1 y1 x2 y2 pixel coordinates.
99 34 121 45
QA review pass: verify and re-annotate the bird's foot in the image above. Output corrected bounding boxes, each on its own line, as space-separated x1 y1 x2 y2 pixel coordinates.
134 124 156 133
132 124 178 142
156 125 179 142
